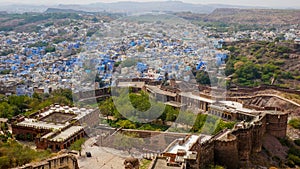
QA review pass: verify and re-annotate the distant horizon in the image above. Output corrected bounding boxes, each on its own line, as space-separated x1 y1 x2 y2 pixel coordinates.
0 0 300 9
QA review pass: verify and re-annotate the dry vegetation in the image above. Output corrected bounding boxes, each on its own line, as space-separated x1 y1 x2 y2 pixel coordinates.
206 8 300 26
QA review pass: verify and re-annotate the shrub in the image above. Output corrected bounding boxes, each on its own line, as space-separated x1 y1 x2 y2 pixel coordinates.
289 118 300 129
294 139 300 146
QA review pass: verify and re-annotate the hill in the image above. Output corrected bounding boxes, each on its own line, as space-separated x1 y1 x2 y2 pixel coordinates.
44 8 91 14
206 8 300 25
224 40 300 89
57 1 213 14
53 1 260 14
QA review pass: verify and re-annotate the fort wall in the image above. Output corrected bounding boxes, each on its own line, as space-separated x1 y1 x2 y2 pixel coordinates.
266 113 288 138
214 134 239 169
196 140 214 169
13 154 79 169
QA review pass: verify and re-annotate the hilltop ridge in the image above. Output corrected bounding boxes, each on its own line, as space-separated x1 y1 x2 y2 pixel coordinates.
206 8 300 25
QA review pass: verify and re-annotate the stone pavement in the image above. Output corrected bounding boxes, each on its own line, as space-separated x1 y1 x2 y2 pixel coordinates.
78 137 130 169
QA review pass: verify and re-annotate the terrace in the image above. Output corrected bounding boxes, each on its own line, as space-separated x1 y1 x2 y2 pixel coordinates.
40 112 76 124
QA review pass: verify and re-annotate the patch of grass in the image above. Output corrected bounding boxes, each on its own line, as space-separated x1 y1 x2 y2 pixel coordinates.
140 159 152 169
208 165 225 169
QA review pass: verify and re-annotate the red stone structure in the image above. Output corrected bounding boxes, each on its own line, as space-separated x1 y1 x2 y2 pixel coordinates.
12 105 99 151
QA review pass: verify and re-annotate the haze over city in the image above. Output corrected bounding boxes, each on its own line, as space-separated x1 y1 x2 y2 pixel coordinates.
0 0 299 8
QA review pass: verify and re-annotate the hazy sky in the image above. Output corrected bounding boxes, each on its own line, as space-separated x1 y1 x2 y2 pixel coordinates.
0 0 300 8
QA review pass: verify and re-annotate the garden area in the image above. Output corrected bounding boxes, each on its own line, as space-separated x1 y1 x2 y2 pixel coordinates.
99 90 235 134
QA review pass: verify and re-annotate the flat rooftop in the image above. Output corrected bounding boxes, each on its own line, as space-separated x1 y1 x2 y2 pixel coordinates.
17 118 67 130
152 158 181 169
146 85 177 97
50 126 83 142
219 101 254 113
39 105 95 118
16 105 96 130
117 81 145 88
180 92 215 104
164 101 186 108
165 134 211 154
40 112 76 124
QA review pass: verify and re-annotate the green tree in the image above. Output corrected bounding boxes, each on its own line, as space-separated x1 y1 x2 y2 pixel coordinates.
0 156 10 169
52 89 73 102
8 95 30 114
192 114 208 132
70 138 86 156
164 105 179 122
0 102 16 119
234 61 261 86
28 41 48 48
45 46 56 53
225 58 235 76
129 91 151 112
0 140 51 169
116 119 136 129
196 71 211 85
213 120 236 134
99 98 116 120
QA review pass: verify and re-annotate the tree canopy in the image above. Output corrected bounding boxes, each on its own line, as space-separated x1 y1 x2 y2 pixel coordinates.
0 140 52 169
223 41 298 88
0 89 73 119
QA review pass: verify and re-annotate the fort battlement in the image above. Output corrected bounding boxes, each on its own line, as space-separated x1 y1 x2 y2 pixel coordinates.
188 110 288 169
214 133 239 169
215 134 237 144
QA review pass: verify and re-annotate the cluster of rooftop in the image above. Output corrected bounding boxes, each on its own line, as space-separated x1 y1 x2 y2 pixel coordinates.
12 104 99 151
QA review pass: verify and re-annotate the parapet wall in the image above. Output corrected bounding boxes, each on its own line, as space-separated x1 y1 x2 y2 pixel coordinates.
233 128 253 162
13 154 79 169
230 84 300 96
196 111 288 169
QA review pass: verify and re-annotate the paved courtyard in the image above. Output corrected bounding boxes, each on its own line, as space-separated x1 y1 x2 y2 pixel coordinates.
78 137 130 169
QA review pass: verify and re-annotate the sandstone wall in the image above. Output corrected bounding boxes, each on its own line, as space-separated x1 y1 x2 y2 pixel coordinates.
214 135 239 169
13 154 79 169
